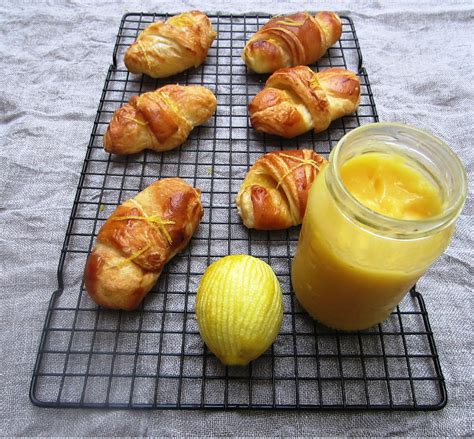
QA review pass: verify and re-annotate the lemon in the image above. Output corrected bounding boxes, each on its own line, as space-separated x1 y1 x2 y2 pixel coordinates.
196 255 283 366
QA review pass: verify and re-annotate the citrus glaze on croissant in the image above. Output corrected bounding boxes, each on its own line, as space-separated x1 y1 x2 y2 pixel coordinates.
103 85 217 155
236 150 327 230
84 178 203 310
249 66 360 138
124 11 216 78
242 12 342 73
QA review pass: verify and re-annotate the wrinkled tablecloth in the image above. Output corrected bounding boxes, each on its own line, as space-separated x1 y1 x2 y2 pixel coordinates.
0 0 472 436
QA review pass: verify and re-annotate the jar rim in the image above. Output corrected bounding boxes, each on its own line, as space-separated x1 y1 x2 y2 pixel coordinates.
329 122 468 238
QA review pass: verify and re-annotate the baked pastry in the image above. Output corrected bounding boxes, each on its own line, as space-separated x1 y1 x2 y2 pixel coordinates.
103 85 217 155
242 11 342 73
236 149 327 230
84 178 203 310
124 11 216 78
249 66 360 138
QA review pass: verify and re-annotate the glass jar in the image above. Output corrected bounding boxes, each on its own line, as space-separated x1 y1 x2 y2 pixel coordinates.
291 123 467 330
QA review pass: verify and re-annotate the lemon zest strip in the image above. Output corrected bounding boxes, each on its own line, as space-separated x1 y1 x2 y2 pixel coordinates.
266 37 280 46
136 94 145 108
310 75 320 89
276 153 322 189
275 18 306 27
157 92 180 115
111 215 175 245
112 244 152 269
167 14 194 28
122 115 148 126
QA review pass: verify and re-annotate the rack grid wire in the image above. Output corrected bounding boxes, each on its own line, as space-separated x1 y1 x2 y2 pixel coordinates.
30 13 447 410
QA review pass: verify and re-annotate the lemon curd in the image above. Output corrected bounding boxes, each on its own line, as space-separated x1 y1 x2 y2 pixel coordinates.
291 123 467 331
340 153 443 220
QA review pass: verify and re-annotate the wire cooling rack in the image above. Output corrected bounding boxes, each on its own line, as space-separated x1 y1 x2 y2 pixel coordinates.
30 13 447 410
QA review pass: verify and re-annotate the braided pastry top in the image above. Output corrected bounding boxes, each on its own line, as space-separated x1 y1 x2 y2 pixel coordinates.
242 11 342 73
84 178 203 310
249 66 360 138
236 149 327 230
104 84 217 155
124 11 216 78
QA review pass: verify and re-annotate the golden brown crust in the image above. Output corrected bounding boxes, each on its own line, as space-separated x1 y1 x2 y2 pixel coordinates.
124 11 216 78
84 178 203 310
103 84 217 155
236 150 327 230
249 66 360 138
242 11 342 73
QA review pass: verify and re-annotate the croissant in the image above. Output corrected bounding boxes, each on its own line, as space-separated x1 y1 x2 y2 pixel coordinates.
124 11 216 78
103 84 217 155
249 66 360 138
84 178 203 310
242 11 342 73
236 150 327 230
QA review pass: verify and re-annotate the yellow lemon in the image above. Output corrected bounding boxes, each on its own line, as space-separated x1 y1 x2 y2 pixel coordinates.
196 255 283 366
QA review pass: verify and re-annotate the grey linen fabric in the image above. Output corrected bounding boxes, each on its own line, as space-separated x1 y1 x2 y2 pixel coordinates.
0 0 473 436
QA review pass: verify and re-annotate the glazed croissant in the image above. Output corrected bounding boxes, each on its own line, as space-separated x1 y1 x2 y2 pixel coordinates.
242 11 342 73
249 66 360 138
236 150 327 230
103 85 217 155
124 11 216 78
84 178 203 310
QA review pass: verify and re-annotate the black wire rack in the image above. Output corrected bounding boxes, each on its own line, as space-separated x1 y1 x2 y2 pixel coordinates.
30 13 447 410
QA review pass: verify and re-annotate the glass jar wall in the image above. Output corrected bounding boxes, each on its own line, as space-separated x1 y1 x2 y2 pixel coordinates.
291 123 467 330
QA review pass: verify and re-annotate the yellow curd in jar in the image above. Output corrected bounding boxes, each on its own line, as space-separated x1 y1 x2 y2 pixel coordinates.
340 153 443 220
291 152 455 330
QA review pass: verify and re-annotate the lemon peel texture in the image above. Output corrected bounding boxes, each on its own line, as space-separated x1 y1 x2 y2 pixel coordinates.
196 255 283 366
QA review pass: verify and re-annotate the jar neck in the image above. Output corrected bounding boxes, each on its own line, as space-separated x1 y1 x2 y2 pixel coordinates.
326 123 467 240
